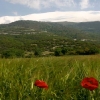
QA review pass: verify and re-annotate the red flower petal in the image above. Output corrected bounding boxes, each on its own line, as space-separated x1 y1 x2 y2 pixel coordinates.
81 77 99 91
34 80 48 89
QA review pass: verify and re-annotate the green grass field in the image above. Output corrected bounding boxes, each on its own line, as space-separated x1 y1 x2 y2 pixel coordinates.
0 55 100 100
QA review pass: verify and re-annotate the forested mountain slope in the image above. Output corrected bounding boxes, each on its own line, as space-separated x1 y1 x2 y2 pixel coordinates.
0 20 100 40
0 20 100 58
58 21 100 33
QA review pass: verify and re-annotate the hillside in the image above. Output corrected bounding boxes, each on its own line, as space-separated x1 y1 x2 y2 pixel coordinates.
58 21 100 33
0 20 100 40
0 20 100 58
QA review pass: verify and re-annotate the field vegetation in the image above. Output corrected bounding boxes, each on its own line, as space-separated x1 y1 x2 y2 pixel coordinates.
0 55 100 100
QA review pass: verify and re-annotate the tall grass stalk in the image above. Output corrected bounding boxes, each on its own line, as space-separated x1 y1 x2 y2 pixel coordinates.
0 55 100 100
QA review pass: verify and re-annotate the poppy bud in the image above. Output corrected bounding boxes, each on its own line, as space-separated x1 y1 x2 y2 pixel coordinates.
34 80 48 89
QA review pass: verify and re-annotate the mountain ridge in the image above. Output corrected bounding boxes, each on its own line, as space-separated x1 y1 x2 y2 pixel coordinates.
0 20 100 40
0 11 100 24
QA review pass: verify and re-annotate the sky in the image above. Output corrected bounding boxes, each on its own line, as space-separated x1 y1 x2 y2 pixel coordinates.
0 0 100 24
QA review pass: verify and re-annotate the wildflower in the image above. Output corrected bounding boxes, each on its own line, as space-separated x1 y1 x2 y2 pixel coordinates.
81 77 99 91
34 80 48 89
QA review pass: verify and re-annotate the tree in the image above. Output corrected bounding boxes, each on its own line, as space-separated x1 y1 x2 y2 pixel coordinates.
1 48 24 58
54 48 63 56
34 48 42 56
61 47 67 55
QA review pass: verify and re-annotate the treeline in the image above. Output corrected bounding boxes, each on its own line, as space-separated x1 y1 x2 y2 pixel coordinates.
54 46 99 56
0 34 100 58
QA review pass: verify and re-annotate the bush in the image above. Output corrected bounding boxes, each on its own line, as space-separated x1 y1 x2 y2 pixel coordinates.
54 48 63 56
34 48 42 56
1 48 24 58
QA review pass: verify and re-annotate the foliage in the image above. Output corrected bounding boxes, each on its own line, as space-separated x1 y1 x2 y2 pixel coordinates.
54 48 63 56
34 47 42 56
1 48 24 58
0 33 100 57
54 44 100 56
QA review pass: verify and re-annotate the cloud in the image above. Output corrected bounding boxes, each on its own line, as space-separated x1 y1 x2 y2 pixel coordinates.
79 0 90 9
5 0 76 9
12 12 18 16
0 16 20 24
0 11 100 24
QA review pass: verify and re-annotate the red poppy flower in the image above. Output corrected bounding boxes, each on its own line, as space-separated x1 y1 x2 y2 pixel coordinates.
81 77 99 91
34 80 48 89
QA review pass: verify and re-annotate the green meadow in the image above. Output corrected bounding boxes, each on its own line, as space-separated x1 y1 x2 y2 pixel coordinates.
0 55 100 100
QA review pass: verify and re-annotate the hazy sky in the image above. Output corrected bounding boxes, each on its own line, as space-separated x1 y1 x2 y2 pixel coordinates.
0 0 100 24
